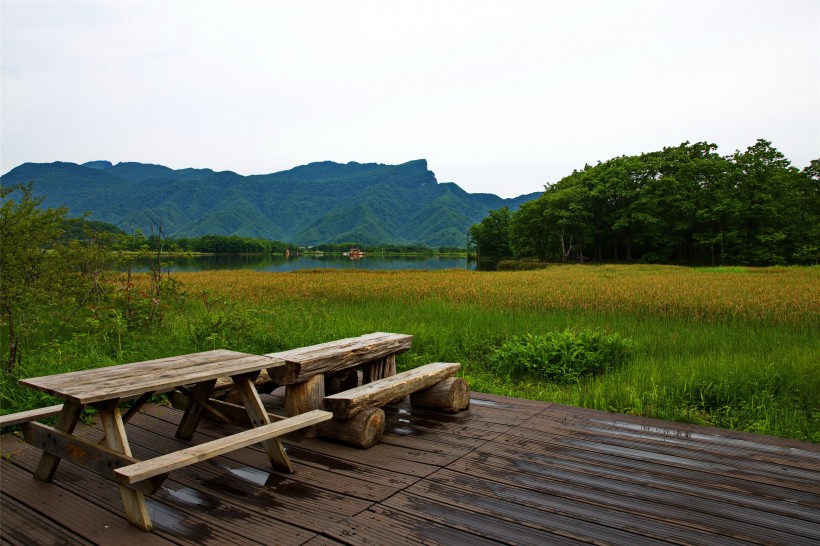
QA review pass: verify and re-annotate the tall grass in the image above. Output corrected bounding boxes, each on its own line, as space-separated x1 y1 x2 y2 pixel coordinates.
2 265 818 442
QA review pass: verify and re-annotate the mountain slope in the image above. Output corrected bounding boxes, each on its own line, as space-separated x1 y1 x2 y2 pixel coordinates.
1 159 540 247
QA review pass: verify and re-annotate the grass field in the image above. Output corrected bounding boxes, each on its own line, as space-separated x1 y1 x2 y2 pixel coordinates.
3 264 819 442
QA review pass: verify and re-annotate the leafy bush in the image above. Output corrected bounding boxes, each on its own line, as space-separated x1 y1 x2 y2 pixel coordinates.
490 330 634 383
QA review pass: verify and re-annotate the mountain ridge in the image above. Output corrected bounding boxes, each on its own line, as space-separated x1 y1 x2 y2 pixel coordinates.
1 159 540 247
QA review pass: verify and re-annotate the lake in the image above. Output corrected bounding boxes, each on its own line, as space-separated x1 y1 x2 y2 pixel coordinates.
136 254 476 272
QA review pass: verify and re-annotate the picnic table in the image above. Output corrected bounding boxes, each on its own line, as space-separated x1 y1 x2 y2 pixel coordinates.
14 349 331 532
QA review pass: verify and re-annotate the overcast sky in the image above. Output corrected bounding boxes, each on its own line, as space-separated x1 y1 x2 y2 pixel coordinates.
2 1 818 197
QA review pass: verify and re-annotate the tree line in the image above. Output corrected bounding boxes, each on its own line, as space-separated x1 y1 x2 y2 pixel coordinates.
469 140 819 266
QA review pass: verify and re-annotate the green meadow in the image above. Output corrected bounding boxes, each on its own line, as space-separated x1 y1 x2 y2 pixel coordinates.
3 265 819 442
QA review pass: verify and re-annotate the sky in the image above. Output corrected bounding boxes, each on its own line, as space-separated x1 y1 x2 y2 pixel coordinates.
1 1 818 198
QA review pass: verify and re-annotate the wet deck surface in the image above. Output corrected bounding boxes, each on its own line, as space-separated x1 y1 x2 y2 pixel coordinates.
2 392 819 545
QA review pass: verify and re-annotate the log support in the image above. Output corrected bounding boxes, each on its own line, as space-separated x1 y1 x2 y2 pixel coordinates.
410 377 470 413
317 407 385 449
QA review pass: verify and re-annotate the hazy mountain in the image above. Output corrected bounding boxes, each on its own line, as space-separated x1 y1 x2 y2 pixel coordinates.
2 159 540 247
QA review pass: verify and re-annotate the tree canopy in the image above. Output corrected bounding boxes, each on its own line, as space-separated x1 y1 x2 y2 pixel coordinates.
472 140 818 266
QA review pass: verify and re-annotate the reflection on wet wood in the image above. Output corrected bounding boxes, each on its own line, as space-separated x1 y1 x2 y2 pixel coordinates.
3 392 819 545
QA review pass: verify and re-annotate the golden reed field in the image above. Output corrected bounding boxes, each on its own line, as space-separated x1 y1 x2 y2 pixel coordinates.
175 265 820 325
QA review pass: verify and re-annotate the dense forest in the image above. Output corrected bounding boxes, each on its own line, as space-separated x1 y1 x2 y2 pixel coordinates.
469 140 819 266
60 219 459 256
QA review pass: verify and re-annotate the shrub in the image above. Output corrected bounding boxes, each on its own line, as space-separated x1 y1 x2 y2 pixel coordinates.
490 329 634 383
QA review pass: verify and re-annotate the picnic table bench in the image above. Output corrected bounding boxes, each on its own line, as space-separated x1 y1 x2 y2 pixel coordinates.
9 350 331 532
206 333 470 448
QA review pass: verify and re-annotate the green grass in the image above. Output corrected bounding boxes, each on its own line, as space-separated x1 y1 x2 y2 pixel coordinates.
2 268 819 443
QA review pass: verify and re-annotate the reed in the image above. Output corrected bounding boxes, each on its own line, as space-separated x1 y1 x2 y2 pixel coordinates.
2 265 817 442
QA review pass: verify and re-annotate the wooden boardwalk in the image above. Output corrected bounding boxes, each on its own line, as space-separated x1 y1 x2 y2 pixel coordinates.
2 392 819 545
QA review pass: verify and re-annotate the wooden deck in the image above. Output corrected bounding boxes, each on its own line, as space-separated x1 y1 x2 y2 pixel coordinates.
2 391 819 545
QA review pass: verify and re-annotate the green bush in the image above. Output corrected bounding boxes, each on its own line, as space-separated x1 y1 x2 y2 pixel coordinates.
490 330 634 383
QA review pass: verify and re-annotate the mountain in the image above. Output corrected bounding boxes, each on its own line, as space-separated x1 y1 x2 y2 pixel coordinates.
1 159 540 247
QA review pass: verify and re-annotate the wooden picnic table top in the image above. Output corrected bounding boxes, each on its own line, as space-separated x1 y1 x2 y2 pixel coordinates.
266 332 412 385
20 350 285 405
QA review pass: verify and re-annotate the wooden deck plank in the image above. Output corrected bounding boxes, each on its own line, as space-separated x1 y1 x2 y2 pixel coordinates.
0 459 179 544
418 468 751 546
497 418 820 494
429 464 811 545
523 409 820 469
321 506 529 546
381 490 627 545
458 442 820 522
0 493 94 546
3 392 818 545
6 439 314 544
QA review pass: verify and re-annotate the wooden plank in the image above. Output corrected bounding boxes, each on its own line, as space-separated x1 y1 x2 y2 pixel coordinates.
527 409 820 470
118 427 376 525
198 397 287 427
498 418 820 493
5 395 820 546
363 353 397 383
175 379 219 439
20 421 164 495
440 452 818 545
322 506 519 546
8 433 323 544
323 363 460 419
381 490 602 545
115 410 332 484
0 493 94 546
126 408 421 500
122 392 154 424
1 460 177 544
458 443 820 525
174 384 232 424
0 404 64 427
20 350 285 405
98 402 154 531
233 372 294 472
396 475 738 546
33 400 83 481
266 332 412 385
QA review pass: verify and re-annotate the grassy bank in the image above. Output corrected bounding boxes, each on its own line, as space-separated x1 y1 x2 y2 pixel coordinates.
2 265 818 442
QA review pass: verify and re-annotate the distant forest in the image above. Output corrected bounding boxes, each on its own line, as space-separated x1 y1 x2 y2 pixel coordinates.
62 220 459 256
469 140 819 266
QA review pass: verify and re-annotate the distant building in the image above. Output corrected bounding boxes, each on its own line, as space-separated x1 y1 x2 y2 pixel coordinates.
348 247 364 259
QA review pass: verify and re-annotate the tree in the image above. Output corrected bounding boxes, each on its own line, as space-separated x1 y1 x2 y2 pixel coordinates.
728 139 802 265
468 207 512 262
1 184 70 371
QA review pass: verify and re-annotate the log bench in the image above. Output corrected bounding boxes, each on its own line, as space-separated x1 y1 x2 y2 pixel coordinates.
265 332 413 414
208 333 413 437
319 362 470 448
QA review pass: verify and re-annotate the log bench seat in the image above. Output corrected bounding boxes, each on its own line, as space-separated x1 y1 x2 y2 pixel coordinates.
319 362 470 448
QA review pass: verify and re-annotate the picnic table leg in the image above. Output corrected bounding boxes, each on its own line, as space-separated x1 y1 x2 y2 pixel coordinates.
284 374 325 439
175 378 218 440
33 401 84 482
98 400 153 532
232 373 294 473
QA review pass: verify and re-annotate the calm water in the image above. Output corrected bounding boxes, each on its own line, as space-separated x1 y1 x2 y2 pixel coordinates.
136 254 476 272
